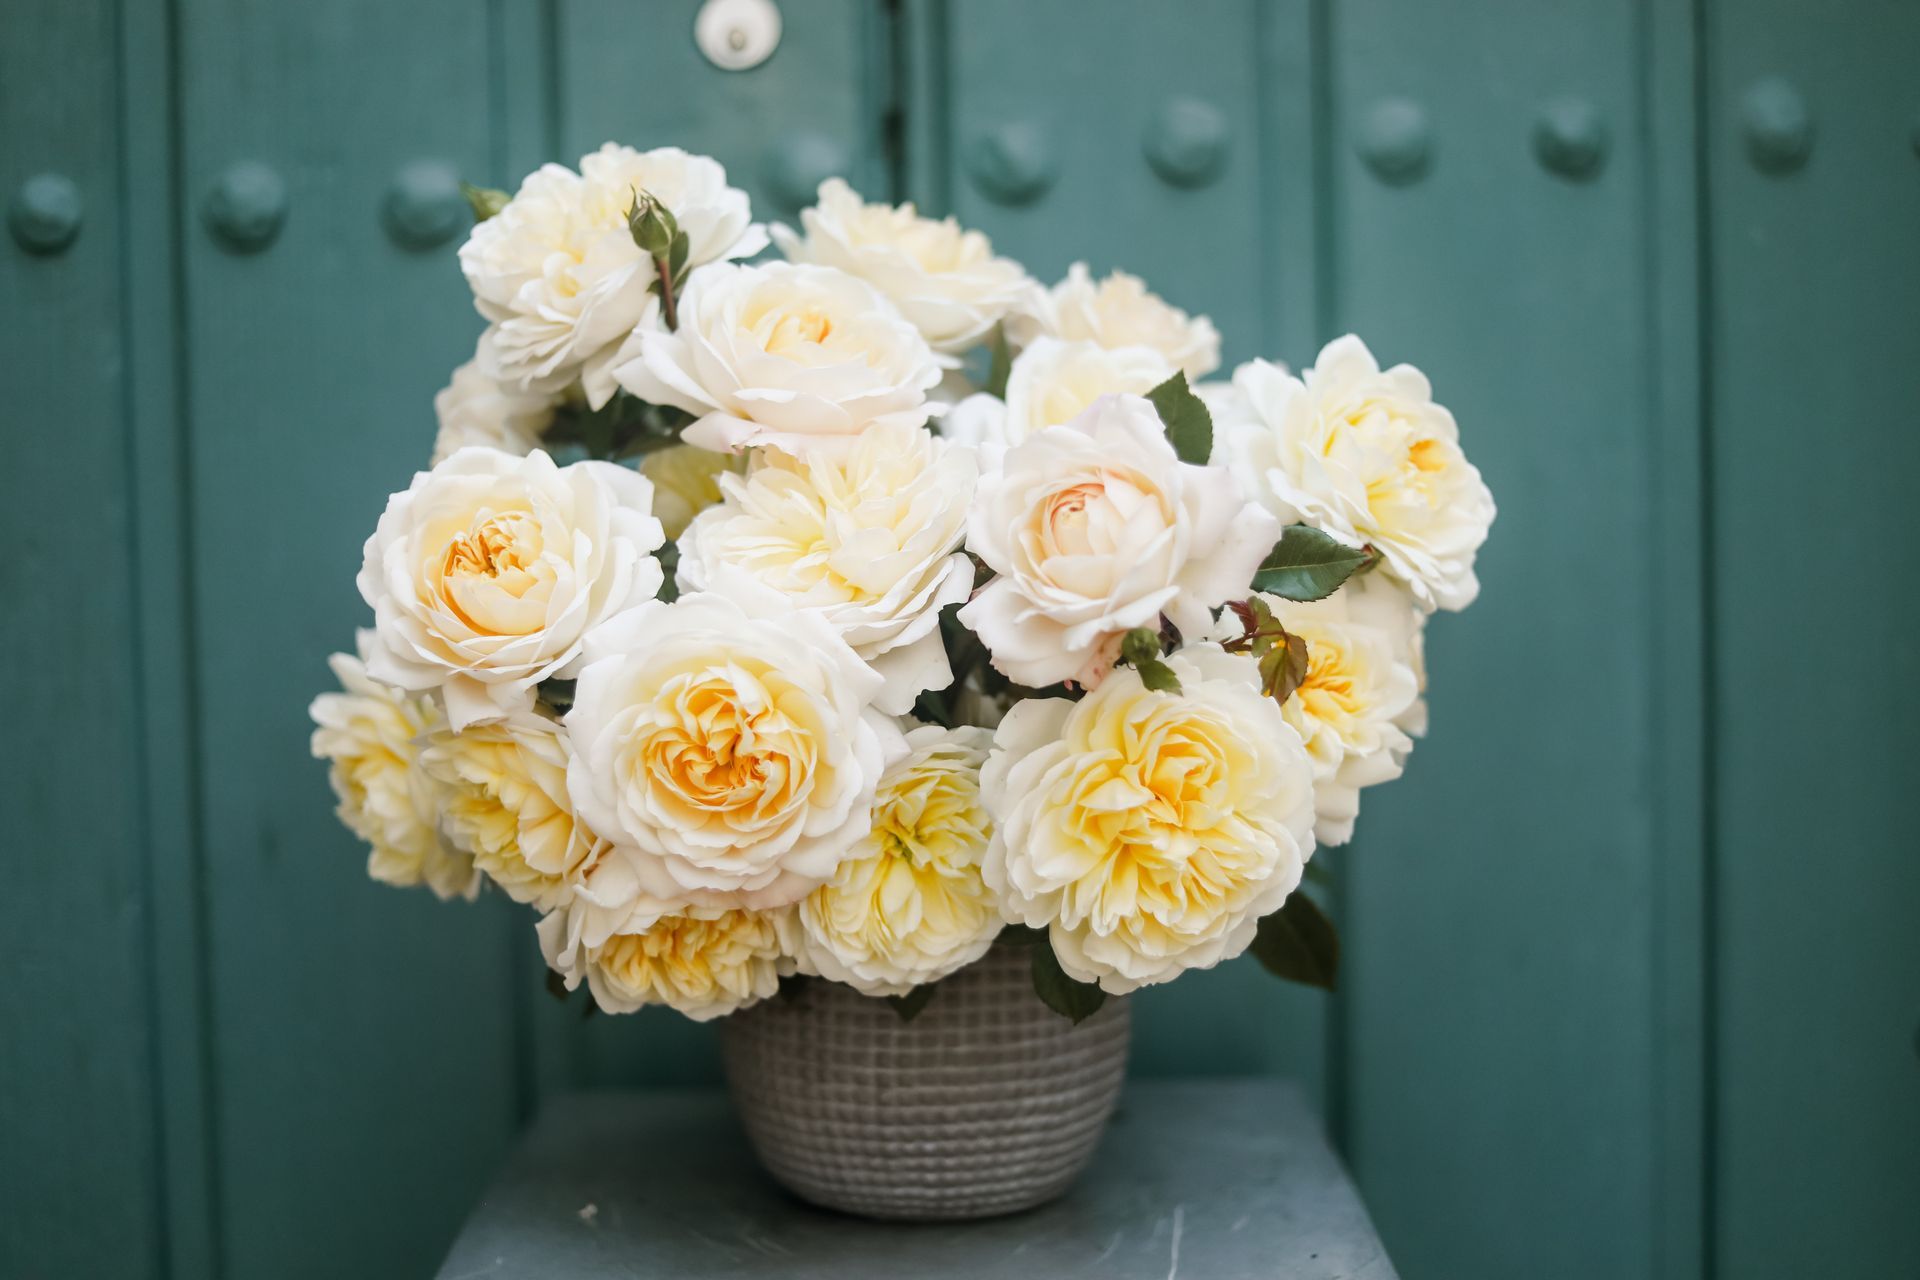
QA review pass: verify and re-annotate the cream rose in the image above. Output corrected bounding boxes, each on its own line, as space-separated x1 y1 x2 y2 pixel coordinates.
1012 263 1220 378
613 261 943 455
430 330 560 465
459 144 763 404
1211 582 1421 845
637 442 739 541
419 709 605 909
941 338 1176 462
357 447 665 730
795 724 1000 995
958 393 1281 688
980 644 1317 993
538 900 796 1020
564 578 906 907
1217 336 1496 611
309 635 477 900
772 178 1036 354
677 421 976 713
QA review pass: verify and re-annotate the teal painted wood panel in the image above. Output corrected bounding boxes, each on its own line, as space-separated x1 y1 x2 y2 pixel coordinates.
1324 3 1683 1277
1703 1 1920 1274
170 2 525 1275
917 0 1335 1104
0 2 166 1276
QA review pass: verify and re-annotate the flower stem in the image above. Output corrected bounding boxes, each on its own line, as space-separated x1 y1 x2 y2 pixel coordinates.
655 255 679 330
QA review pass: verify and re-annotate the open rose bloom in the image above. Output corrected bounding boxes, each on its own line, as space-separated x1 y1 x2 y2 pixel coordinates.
312 146 1494 1021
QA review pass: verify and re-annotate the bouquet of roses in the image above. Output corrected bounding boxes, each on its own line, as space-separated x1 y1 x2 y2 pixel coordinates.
311 143 1495 1024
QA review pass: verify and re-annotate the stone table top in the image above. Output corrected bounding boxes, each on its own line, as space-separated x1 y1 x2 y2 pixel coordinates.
436 1078 1397 1279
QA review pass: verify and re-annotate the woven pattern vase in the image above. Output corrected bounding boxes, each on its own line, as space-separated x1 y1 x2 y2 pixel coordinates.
720 942 1131 1220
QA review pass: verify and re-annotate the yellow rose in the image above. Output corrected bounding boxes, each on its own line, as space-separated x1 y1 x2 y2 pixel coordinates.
677 421 976 713
309 635 477 901
564 579 905 907
980 644 1317 993
796 724 1001 995
420 711 606 910
1212 576 1423 845
356 447 665 729
1217 336 1495 611
538 901 796 1019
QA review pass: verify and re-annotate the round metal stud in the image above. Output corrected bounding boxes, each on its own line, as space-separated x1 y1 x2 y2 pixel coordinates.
694 0 781 72
1533 96 1608 180
1357 98 1432 185
203 161 287 253
1741 77 1813 174
765 132 849 211
383 159 467 250
8 172 82 255
965 122 1056 206
1143 97 1231 188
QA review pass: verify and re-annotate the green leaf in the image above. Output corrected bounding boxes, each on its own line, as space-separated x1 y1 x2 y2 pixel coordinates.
668 228 691 281
997 924 1047 947
1137 657 1182 693
1031 941 1108 1023
1146 371 1213 465
1257 625 1309 706
984 324 1013 398
1251 524 1371 602
461 182 509 222
886 985 938 1022
1250 892 1341 991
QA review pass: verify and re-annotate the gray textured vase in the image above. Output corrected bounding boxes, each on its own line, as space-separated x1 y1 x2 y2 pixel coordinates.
720 941 1132 1221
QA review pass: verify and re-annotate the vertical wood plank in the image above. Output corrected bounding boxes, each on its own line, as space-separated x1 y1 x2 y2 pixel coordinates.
0 1 165 1276
1642 1 1711 1276
172 2 523 1274
118 0 223 1271
1326 1 1677 1275
1704 2 1920 1274
906 0 1333 1098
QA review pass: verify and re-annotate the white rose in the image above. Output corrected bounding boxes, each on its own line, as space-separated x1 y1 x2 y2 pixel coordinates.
538 899 796 1020
459 144 763 404
772 178 1036 354
1012 262 1221 378
563 578 907 907
795 723 1001 995
613 261 942 456
1217 336 1496 611
677 421 976 714
1211 581 1421 845
958 393 1281 688
430 329 561 465
357 447 665 729
309 634 478 900
1000 338 1176 451
636 442 739 541
981 645 1317 993
419 708 606 909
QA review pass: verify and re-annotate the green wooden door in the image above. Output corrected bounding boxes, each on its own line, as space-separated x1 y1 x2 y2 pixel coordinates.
3 2 1916 1278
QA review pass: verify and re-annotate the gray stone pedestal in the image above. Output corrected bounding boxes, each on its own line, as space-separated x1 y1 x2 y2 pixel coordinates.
436 1079 1397 1278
